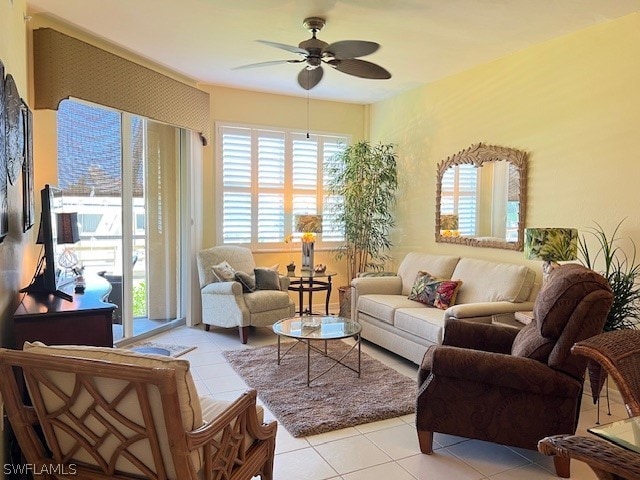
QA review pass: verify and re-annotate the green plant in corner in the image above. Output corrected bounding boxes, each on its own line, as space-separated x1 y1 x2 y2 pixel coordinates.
325 140 398 283
578 220 640 332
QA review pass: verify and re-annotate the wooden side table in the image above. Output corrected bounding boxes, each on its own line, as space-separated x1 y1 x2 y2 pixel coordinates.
515 310 534 325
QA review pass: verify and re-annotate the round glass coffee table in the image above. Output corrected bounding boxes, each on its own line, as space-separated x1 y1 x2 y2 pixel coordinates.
272 315 362 387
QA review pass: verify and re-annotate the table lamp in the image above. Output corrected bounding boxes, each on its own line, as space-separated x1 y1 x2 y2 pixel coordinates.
56 212 81 272
524 227 578 283
295 214 322 271
440 214 459 237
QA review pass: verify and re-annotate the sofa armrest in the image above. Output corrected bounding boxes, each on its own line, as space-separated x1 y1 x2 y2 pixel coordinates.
350 276 403 320
202 281 243 296
351 275 403 295
442 319 519 353
430 346 581 397
445 301 535 320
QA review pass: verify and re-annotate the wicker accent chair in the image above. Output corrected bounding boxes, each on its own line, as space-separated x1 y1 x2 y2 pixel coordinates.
0 343 277 480
539 434 640 480
416 264 613 478
197 246 295 343
537 329 640 479
571 329 640 417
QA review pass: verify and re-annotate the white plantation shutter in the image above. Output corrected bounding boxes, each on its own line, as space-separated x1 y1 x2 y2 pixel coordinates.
441 164 478 236
218 123 348 248
222 128 252 243
322 136 346 242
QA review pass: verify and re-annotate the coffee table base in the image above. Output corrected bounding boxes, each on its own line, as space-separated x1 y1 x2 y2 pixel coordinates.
277 335 361 387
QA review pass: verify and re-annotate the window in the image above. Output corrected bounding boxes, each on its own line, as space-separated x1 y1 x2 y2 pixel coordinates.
216 123 348 249
440 164 478 236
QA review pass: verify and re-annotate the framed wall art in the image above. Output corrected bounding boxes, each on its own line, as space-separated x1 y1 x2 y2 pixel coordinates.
21 99 34 232
0 61 7 242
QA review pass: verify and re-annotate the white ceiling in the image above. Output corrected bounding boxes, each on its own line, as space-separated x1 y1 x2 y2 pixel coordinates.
27 0 640 104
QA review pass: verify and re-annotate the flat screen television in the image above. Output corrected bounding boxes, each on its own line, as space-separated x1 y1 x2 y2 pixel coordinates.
20 184 72 301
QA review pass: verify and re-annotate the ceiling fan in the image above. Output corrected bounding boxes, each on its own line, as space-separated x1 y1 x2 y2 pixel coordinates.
235 17 392 90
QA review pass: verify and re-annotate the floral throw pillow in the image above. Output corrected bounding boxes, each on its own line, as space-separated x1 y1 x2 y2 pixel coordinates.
408 271 463 310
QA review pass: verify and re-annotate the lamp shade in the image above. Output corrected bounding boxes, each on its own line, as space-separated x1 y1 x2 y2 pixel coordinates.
524 228 578 262
56 212 80 244
295 214 323 233
440 214 459 231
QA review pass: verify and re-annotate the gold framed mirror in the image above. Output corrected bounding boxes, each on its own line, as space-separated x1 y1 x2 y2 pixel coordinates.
435 143 528 251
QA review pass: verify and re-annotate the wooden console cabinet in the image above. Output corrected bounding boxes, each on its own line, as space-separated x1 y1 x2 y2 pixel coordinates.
13 275 116 349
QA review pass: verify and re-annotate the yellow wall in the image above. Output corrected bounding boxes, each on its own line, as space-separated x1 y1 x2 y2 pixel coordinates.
200 85 366 293
0 0 29 471
369 13 640 280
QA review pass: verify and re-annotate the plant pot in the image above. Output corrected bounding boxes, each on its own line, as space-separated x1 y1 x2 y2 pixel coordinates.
338 285 351 318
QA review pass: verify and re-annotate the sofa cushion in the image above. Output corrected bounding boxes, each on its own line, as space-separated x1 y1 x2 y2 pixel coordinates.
452 257 535 304
397 253 460 296
395 308 447 344
358 294 424 325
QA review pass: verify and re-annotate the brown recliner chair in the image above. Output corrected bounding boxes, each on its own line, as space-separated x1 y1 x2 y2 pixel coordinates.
416 263 613 478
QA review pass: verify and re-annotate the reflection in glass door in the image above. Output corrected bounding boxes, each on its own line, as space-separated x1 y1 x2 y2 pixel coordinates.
57 100 184 341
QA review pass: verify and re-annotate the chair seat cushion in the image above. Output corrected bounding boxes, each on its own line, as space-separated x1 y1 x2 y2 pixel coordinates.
244 290 292 313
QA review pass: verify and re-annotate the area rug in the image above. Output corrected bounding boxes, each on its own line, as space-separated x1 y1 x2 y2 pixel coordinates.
127 342 197 358
223 341 416 437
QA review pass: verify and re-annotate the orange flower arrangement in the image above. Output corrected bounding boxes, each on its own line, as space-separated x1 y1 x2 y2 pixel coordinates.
301 232 316 243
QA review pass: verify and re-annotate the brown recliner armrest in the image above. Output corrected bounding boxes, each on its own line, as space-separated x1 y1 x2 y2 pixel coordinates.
442 318 520 354
429 346 581 397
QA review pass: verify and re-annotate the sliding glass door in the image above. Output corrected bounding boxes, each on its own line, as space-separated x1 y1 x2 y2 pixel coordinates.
57 99 185 341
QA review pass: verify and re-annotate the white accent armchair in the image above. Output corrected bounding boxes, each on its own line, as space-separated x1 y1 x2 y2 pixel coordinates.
196 246 295 343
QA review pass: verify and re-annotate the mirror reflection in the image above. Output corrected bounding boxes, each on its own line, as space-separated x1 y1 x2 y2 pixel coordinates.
435 143 527 251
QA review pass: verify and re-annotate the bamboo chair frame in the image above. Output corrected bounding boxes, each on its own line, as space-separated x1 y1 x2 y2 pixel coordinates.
0 348 276 480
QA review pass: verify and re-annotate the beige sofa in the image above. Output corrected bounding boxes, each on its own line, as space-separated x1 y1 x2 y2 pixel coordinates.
351 253 539 364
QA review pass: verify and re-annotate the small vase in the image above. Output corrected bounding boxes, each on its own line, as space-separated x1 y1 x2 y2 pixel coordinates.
301 241 314 271
287 263 295 274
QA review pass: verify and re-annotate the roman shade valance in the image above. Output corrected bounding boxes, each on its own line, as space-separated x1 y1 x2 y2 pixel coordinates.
33 28 210 145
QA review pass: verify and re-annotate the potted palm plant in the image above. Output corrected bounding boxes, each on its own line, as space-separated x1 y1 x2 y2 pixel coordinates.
324 140 398 314
578 219 640 405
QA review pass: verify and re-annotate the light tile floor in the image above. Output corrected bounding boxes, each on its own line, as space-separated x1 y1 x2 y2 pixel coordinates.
149 324 623 480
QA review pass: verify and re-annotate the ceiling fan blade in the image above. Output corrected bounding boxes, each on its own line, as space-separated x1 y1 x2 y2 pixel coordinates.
233 59 304 70
298 67 324 90
323 40 380 59
257 40 309 56
331 58 391 79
